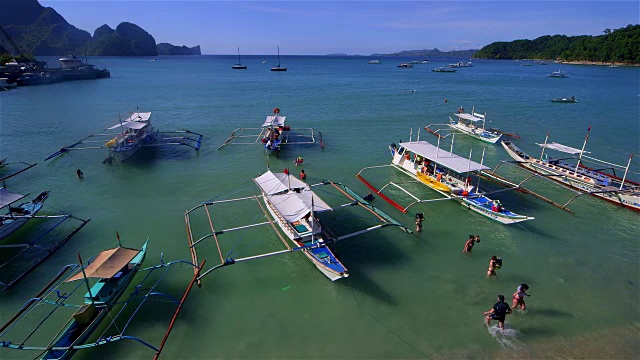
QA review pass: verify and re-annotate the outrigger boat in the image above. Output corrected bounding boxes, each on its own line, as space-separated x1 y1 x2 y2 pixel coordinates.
185 170 411 283
448 107 502 144
0 237 204 358
217 107 322 155
501 129 640 211
356 130 533 224
424 107 505 144
44 110 203 163
0 163 89 290
0 190 49 240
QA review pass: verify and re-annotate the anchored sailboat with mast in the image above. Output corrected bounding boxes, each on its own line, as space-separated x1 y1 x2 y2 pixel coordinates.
232 47 247 69
271 46 287 71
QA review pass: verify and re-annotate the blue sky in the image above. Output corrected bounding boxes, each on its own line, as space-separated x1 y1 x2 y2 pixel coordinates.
41 1 639 55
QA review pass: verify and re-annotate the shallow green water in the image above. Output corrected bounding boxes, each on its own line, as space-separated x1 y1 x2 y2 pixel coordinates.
0 56 638 359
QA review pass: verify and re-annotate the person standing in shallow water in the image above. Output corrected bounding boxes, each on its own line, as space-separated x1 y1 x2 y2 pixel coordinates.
487 255 500 277
463 235 480 253
512 284 530 311
485 294 512 330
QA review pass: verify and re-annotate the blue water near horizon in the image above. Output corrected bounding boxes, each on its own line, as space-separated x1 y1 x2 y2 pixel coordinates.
0 55 638 359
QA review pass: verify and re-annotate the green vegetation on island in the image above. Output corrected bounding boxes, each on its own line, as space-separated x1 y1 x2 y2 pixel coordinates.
474 24 640 64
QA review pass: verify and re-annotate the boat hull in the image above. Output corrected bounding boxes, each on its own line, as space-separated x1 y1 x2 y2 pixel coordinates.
390 147 532 224
109 132 156 162
501 140 640 211
416 172 451 192
261 194 348 281
448 122 502 143
41 241 148 360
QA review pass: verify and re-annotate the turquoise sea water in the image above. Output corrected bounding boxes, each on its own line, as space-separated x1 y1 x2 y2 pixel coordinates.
0 55 639 359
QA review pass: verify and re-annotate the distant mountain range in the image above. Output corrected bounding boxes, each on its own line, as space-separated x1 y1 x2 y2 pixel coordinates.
371 48 478 58
0 0 199 57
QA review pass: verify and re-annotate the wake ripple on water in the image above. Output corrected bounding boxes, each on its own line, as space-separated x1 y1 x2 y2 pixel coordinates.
486 323 525 350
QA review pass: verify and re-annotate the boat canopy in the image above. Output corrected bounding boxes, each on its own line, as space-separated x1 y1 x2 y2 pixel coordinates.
66 246 141 282
126 112 152 122
107 121 148 130
454 113 484 122
262 115 286 128
254 171 331 222
255 170 307 195
536 142 587 155
399 141 490 173
0 188 26 208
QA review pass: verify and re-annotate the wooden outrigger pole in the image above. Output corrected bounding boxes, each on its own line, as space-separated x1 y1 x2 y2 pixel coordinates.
479 167 574 213
153 259 205 360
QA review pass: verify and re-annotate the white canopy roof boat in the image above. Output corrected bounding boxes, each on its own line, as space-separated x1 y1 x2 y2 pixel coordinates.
184 171 411 282
217 108 323 155
449 106 502 144
356 128 534 224
500 128 640 211
44 110 203 163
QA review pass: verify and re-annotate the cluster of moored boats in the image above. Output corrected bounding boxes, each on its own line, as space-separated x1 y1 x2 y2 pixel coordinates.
0 56 110 88
1 102 638 359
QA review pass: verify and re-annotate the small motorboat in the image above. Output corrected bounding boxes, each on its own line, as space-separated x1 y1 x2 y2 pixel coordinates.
551 97 577 103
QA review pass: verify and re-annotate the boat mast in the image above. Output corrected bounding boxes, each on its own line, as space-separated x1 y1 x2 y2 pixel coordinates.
450 133 455 154
237 47 241 65
539 132 550 160
77 253 96 306
277 46 281 67
620 153 633 190
573 126 591 176
466 148 473 187
478 147 486 190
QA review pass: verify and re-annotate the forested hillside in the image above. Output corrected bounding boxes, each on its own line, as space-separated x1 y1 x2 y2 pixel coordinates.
474 25 640 63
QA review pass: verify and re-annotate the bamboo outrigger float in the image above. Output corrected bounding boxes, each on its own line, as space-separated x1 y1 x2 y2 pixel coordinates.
185 170 411 284
356 129 534 225
0 236 203 359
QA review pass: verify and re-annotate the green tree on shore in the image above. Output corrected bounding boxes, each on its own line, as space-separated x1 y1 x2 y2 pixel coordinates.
474 25 640 64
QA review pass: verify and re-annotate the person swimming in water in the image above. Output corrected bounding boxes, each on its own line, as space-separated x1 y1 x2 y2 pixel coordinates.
363 192 375 201
76 169 84 179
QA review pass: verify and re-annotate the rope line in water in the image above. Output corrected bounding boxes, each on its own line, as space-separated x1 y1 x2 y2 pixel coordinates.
346 277 428 358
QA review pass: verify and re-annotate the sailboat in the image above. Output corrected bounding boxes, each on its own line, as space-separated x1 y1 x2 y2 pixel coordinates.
232 47 247 69
271 46 287 71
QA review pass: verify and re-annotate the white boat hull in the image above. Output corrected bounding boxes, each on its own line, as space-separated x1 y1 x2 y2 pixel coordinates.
449 122 501 144
261 194 348 281
391 151 532 224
